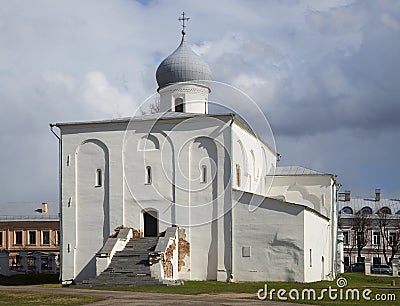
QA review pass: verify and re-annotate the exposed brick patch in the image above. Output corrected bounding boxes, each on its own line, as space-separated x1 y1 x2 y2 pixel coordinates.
111 226 142 238
162 241 175 278
178 229 190 272
131 228 142 238
111 225 125 237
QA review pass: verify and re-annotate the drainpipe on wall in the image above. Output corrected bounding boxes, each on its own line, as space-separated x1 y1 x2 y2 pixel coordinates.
50 123 62 281
332 177 341 279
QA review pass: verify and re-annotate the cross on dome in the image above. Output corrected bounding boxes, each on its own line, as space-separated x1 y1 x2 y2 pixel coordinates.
178 12 190 36
155 12 211 91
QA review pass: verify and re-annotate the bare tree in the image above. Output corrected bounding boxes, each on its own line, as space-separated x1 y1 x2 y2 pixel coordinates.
352 212 372 262
377 210 390 265
377 209 400 265
140 97 160 115
388 223 400 264
149 97 160 114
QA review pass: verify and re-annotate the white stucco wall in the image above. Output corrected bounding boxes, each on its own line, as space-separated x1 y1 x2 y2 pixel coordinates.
232 191 306 282
57 113 336 283
60 126 127 281
231 122 277 196
159 83 210 114
268 175 334 218
303 209 331 282
58 114 233 282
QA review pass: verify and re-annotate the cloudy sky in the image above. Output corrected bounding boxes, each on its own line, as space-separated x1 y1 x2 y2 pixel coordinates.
1 0 399 204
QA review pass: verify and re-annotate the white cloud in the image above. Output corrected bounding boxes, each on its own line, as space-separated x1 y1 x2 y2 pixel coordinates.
81 71 134 118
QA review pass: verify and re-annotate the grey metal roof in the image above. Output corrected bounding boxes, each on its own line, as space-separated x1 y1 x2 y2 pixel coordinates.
0 201 59 221
272 165 331 176
156 37 211 89
338 197 400 215
53 112 231 127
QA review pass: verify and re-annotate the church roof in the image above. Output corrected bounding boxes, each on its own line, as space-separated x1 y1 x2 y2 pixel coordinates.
53 112 227 127
273 165 332 176
156 37 211 89
232 189 330 221
0 201 59 222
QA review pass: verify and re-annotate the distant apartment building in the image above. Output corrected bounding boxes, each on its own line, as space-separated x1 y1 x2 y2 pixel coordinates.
0 201 59 269
338 189 400 268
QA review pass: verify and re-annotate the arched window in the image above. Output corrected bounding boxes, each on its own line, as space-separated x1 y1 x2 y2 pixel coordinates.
250 150 255 180
341 206 353 214
200 165 207 183
359 206 372 215
378 207 391 215
175 98 184 112
236 164 241 187
145 166 152 184
95 169 102 187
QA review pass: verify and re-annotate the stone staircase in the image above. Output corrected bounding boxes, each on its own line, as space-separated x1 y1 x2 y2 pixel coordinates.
76 237 163 287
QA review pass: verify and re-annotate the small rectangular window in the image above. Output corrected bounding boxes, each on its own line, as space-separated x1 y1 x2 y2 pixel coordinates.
15 231 22 245
146 166 152 184
242 246 251 257
309 249 312 267
175 98 184 112
389 232 397 245
343 231 349 245
42 230 50 245
236 164 241 187
95 169 102 187
372 231 380 245
28 231 36 245
201 166 207 183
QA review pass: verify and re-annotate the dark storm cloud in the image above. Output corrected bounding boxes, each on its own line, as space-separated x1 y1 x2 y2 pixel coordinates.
200 1 400 138
0 0 399 202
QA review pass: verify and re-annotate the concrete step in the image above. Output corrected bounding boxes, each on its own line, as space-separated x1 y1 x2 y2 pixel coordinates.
76 236 162 287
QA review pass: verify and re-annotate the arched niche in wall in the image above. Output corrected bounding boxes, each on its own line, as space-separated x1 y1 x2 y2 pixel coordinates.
75 138 110 281
249 150 255 185
189 136 218 280
261 147 268 194
138 134 160 151
234 140 247 188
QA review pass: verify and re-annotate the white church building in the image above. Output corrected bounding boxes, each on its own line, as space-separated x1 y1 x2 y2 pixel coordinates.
51 25 339 285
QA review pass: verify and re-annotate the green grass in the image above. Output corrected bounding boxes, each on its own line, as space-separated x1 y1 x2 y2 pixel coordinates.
0 291 103 306
89 273 400 305
2 272 399 305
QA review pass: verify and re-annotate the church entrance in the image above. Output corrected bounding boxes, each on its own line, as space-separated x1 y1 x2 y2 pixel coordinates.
143 210 158 237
